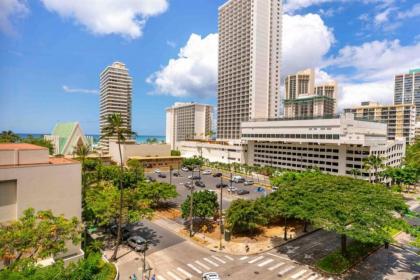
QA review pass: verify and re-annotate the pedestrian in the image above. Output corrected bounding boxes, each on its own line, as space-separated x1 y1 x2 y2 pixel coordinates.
131 273 137 280
151 274 156 280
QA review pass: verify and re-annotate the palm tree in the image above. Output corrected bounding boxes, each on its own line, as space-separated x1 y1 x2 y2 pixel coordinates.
101 113 136 261
350 168 361 179
363 155 384 183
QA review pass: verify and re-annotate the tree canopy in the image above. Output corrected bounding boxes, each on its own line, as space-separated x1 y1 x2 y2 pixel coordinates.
226 199 267 234
182 156 205 169
137 181 178 208
181 190 218 220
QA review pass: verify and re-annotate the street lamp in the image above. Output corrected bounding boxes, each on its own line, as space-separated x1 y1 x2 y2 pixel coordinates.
169 166 173 185
219 171 224 251
189 167 195 237
140 240 150 280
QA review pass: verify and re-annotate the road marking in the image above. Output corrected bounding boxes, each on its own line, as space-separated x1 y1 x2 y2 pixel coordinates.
167 271 182 280
203 257 219 267
268 262 284 271
266 252 291 261
257 258 274 267
248 256 264 264
291 269 307 279
239 256 249 260
157 276 167 280
224 255 235 261
278 265 295 276
306 274 319 280
211 255 226 264
177 267 193 278
195 260 210 270
187 263 202 274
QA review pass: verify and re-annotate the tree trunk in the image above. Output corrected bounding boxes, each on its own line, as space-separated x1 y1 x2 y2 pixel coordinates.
303 220 308 232
283 217 288 240
111 135 124 261
341 234 347 256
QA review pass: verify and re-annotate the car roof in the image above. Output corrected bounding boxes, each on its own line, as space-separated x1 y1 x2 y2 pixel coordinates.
129 236 146 242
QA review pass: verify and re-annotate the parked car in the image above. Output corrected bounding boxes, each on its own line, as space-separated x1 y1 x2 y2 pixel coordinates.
181 167 190 172
188 175 201 180
213 172 223 177
184 182 193 189
216 183 228 188
202 170 212 175
202 272 220 280
146 176 156 182
232 175 245 183
237 189 250 195
244 180 254 186
110 224 131 240
173 171 180 177
195 181 206 188
158 173 167 178
127 236 147 252
154 169 161 173
227 186 238 192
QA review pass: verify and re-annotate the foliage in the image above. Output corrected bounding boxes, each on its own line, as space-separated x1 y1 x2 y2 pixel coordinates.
145 137 159 144
382 166 419 187
181 190 218 220
0 130 20 143
0 253 116 280
182 156 205 169
171 150 181 156
0 208 81 270
127 159 144 181
362 155 384 182
21 135 54 155
137 181 178 207
226 199 267 234
405 140 420 171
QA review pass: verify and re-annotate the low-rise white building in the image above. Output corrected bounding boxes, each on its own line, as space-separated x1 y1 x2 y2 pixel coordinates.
109 141 171 165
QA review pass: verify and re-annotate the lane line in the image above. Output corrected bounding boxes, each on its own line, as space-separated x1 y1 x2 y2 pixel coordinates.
224 255 235 261
239 256 249 261
257 258 274 267
211 255 226 264
203 257 219 267
291 269 307 279
157 276 167 280
268 262 284 271
278 265 295 276
187 263 202 274
195 260 210 270
177 267 193 278
248 256 264 264
167 271 182 280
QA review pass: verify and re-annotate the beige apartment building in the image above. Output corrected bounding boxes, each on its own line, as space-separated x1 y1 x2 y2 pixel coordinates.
166 102 213 149
99 61 133 153
394 68 420 117
217 0 282 140
0 143 83 263
284 69 337 119
344 101 416 144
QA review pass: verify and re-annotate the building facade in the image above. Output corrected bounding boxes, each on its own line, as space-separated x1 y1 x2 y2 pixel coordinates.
99 62 133 153
284 69 337 119
166 102 213 149
241 113 405 181
0 144 83 264
394 68 420 117
344 102 416 144
217 0 282 140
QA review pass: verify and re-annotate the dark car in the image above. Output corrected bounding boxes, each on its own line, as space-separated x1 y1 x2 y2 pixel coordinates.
158 173 167 178
110 224 131 240
127 236 147 252
195 181 205 188
216 183 228 188
173 171 180 177
184 182 194 189
213 172 223 177
188 175 201 180
146 176 156 182
237 189 250 195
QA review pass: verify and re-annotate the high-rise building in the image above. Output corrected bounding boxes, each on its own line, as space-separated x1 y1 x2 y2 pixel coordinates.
99 62 133 153
284 69 337 119
394 68 420 117
166 102 213 149
344 102 416 144
217 0 282 140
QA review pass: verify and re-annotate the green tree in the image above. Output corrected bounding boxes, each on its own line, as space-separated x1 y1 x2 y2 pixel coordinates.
171 150 181 156
363 155 384 183
182 156 205 170
137 181 178 208
145 137 158 144
22 135 54 155
0 130 20 143
226 199 267 234
127 159 144 181
100 113 136 261
0 208 81 270
181 190 218 220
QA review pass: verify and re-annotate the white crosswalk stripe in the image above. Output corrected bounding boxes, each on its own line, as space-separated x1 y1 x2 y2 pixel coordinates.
268 262 284 271
187 263 202 274
203 257 219 267
239 256 249 260
224 255 234 261
177 267 193 278
248 256 264 264
195 260 210 270
211 255 226 264
306 274 319 280
257 258 274 267
291 269 307 279
167 271 182 280
278 265 295 275
157 276 167 280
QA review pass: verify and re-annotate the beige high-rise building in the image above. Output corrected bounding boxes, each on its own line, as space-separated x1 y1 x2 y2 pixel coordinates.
166 102 213 149
217 0 282 140
284 69 337 119
344 101 416 144
99 62 133 153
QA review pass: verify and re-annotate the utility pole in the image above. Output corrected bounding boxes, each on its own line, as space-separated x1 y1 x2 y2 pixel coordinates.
219 173 223 250
169 166 173 185
189 167 195 237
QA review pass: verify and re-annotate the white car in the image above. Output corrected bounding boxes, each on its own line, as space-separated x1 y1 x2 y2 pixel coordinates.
154 169 161 173
181 167 189 172
202 272 220 280
202 170 212 175
227 186 238 192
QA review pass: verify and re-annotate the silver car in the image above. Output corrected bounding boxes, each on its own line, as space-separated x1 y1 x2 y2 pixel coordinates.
202 272 220 280
127 236 147 252
244 180 254 186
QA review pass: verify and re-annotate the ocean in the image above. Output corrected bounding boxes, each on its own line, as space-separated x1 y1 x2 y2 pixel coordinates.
17 133 165 144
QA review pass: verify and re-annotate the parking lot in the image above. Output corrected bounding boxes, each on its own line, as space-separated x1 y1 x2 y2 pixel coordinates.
146 169 271 209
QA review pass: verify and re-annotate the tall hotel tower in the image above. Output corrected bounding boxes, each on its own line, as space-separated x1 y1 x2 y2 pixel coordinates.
217 0 283 140
99 62 133 153
394 69 420 118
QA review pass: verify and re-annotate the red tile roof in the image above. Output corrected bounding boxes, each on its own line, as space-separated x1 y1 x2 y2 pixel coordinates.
0 143 47 150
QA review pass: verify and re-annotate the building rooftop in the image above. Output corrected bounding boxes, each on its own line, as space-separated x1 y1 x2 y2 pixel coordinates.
0 143 47 151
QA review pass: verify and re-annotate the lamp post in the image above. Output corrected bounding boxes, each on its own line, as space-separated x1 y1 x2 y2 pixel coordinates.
169 166 173 185
140 241 150 280
219 172 224 250
189 167 195 237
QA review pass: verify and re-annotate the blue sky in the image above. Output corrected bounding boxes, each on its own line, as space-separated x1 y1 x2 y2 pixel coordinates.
0 0 419 135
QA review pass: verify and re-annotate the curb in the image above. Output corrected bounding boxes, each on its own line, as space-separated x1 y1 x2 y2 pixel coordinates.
102 254 119 280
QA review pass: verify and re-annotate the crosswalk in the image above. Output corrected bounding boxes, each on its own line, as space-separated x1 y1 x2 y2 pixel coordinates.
154 253 328 280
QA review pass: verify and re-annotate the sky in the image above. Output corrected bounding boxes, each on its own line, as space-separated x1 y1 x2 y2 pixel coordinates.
0 0 419 135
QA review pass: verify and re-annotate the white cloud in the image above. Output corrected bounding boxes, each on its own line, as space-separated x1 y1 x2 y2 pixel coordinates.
374 8 391 25
40 0 168 39
338 81 393 110
397 3 420 19
63 85 98 94
283 0 338 14
0 0 29 35
166 40 176 48
147 33 218 98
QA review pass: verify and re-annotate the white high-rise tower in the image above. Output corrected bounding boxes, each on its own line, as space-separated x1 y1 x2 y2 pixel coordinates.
217 0 283 140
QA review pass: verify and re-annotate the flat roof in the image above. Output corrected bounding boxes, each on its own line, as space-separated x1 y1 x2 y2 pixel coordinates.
129 156 183 160
0 143 48 151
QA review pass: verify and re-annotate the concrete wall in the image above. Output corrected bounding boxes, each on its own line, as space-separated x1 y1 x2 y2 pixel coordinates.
109 142 171 165
0 149 49 165
179 141 247 164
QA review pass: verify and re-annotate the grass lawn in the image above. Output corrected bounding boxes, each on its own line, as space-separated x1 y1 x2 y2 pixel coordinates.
316 241 378 274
